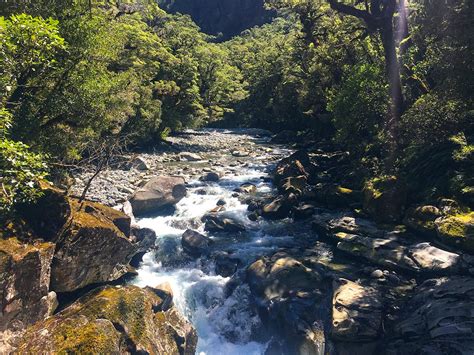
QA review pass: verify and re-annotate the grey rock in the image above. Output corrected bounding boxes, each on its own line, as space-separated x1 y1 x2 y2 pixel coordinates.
181 229 211 256
129 176 187 215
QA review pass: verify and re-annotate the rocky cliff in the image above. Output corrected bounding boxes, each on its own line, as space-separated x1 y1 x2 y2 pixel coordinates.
158 0 274 39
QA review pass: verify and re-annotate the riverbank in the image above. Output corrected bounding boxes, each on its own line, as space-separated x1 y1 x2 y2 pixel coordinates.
2 128 473 354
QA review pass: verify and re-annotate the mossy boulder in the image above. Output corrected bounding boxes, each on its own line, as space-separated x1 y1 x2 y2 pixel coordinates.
435 212 474 253
363 176 407 223
16 285 197 354
50 199 136 292
403 205 442 238
0 237 57 331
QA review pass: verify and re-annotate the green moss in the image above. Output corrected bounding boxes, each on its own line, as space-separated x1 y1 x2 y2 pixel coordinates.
0 237 53 261
53 319 120 354
436 212 474 252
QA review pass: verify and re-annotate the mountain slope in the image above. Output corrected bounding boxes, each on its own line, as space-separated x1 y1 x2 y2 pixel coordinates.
158 0 274 39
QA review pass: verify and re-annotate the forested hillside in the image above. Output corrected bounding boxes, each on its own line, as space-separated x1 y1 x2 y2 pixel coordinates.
1 1 474 354
1 0 472 215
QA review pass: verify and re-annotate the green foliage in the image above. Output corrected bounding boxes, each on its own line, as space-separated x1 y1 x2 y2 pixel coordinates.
327 64 387 150
0 109 48 214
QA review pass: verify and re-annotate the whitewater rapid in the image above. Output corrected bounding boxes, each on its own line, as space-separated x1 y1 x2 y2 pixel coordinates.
132 154 294 354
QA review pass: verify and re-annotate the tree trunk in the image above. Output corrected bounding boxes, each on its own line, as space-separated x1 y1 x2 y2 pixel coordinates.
380 22 403 167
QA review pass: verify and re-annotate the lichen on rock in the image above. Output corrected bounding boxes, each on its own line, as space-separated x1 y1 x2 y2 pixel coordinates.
16 285 197 354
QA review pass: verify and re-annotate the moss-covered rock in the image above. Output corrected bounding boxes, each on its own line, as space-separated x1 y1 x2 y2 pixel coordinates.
0 237 56 331
16 285 197 354
50 199 136 292
363 176 407 223
403 205 441 238
435 212 474 252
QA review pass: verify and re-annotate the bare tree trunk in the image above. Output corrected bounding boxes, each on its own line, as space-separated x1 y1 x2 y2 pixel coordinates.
380 22 403 167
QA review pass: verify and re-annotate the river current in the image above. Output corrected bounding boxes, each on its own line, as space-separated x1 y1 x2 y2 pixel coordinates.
132 132 294 354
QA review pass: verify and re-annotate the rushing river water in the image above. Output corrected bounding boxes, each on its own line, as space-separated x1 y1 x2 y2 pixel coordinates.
131 137 295 354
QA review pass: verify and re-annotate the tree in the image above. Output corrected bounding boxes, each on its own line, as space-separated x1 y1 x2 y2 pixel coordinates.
0 108 48 215
326 0 408 160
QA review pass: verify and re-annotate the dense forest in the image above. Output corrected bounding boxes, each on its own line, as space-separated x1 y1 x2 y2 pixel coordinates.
1 0 472 216
1 1 474 354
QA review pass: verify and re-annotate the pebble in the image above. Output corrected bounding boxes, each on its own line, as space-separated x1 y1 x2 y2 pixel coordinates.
70 129 286 207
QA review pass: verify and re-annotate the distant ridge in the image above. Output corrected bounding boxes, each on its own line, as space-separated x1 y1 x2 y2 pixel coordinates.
158 0 274 40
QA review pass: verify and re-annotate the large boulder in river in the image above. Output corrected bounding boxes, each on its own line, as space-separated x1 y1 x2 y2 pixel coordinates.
331 278 382 341
246 253 325 354
0 238 57 331
16 285 197 354
261 195 297 220
202 213 246 233
50 200 137 292
129 176 187 215
274 150 313 189
181 229 211 256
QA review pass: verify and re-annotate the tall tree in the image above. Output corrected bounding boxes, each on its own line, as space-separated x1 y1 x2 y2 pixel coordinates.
327 0 409 160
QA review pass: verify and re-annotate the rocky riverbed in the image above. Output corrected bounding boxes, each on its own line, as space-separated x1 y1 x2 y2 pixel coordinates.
72 128 474 354
3 128 473 354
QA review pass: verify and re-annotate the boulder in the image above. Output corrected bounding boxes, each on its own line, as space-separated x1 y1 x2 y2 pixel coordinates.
181 229 211 256
236 183 257 194
404 205 441 238
202 213 246 233
330 232 461 274
247 255 321 301
200 172 220 182
131 226 157 254
363 176 407 223
0 238 56 331
388 276 474 354
312 213 384 239
129 227 157 267
146 282 174 311
179 152 202 161
331 279 382 341
16 285 197 354
246 254 325 354
213 251 240 277
435 212 474 253
50 200 137 292
305 184 362 208
261 195 297 220
280 175 308 196
129 176 187 215
274 150 312 188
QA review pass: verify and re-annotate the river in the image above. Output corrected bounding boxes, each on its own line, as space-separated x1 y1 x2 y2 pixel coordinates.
131 129 295 354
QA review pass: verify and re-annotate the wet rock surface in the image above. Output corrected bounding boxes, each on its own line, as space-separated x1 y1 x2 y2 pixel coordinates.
5 128 472 355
